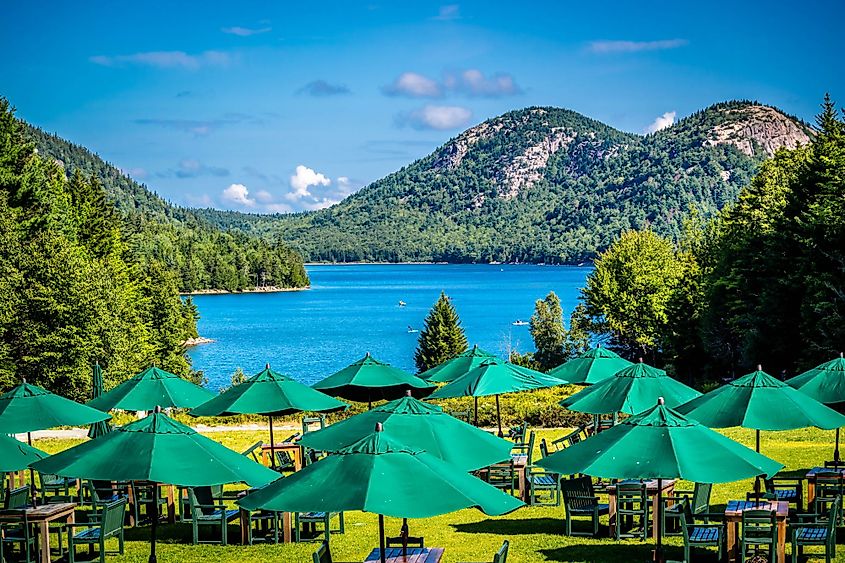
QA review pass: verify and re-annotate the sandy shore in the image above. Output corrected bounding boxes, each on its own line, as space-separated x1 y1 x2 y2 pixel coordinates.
180 286 310 296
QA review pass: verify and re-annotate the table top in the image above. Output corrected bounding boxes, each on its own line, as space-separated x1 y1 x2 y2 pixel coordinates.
724 500 788 518
365 547 445 562
806 467 845 477
606 479 676 493
261 443 300 450
0 502 76 522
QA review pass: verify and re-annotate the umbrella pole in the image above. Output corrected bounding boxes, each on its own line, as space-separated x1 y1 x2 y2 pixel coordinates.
27 432 37 506
474 397 478 426
378 514 387 563
754 430 761 505
268 415 276 470
835 428 841 463
401 517 409 556
149 482 158 563
495 395 503 438
655 478 664 563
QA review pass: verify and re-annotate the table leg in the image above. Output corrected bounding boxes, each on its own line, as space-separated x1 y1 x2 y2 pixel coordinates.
240 509 250 545
777 519 786 563
166 484 175 524
40 520 51 563
127 483 136 527
726 520 738 563
294 447 303 471
807 480 815 507
518 467 528 503
282 512 292 543
608 493 617 537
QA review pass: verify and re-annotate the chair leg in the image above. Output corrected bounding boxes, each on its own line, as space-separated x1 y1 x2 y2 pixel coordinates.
222 518 228 546
338 512 345 534
119 529 124 554
68 534 76 563
99 538 106 563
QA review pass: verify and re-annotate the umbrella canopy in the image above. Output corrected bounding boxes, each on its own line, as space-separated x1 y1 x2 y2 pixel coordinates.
87 366 214 412
32 411 277 487
0 434 47 472
191 365 348 417
428 357 567 436
312 353 435 405
538 400 783 482
0 380 111 433
548 346 633 385
559 360 701 415
298 393 511 472
239 429 522 516
676 366 845 431
786 353 845 405
418 345 498 383
88 363 111 439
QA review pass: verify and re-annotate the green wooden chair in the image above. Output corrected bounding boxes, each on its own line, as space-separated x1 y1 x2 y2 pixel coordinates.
814 471 845 526
240 441 264 463
615 482 650 541
662 482 713 536
508 422 529 454
791 495 839 563
527 433 561 506
457 539 509 563
0 510 36 563
66 497 127 563
448 409 472 423
179 484 224 522
38 472 73 501
3 486 29 509
678 498 724 562
484 460 516 496
741 508 777 563
185 487 240 545
311 540 355 563
765 476 803 511
131 482 168 526
294 510 345 543
244 509 282 545
561 476 609 537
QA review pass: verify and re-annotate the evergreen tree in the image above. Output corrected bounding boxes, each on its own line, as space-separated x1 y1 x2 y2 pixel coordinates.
414 292 468 372
530 292 566 370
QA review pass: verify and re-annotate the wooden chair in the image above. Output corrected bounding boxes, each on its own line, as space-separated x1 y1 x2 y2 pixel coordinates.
179 484 224 522
791 494 839 563
185 487 239 545
483 460 516 496
508 422 528 451
0 510 37 563
38 472 72 501
615 482 649 541
311 540 355 563
385 535 424 548
764 476 803 511
448 409 472 423
131 482 167 526
814 471 845 526
561 476 608 537
662 482 713 536
244 509 282 544
294 510 345 543
678 498 724 562
458 539 509 563
240 441 264 463
66 497 127 563
741 509 777 563
3 486 29 509
527 434 561 506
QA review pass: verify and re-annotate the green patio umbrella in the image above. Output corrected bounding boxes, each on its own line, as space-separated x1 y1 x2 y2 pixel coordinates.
547 346 633 385
88 362 112 439
786 353 845 462
87 366 214 412
191 364 348 469
299 391 511 471
538 398 783 562
0 380 111 433
418 345 498 383
312 353 435 407
238 424 523 563
559 359 701 415
0 433 47 472
428 357 568 437
32 408 278 563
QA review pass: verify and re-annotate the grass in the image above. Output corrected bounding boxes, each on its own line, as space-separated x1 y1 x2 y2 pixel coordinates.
19 426 843 562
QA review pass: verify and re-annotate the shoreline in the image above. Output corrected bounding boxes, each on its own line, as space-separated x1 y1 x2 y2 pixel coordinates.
180 286 310 296
183 336 215 347
304 261 592 266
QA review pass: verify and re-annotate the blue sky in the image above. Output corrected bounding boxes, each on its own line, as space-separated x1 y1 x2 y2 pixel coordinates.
2 1 842 212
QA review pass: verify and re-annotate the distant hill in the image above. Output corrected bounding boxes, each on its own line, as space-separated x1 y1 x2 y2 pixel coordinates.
24 124 309 291
197 101 813 263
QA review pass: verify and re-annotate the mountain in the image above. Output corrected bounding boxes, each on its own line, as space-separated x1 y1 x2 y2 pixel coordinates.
199 101 813 263
23 123 309 291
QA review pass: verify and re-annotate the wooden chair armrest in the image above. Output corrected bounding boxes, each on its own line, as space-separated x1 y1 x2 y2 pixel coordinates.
793 513 824 523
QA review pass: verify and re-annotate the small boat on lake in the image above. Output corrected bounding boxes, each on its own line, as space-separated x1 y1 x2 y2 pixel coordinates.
512 320 529 326
407 326 419 333
398 300 407 307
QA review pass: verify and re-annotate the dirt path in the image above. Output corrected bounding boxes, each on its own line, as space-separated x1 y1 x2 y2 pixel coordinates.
18 422 302 441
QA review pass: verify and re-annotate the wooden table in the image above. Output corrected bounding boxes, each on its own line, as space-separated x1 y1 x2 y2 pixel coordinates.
261 443 303 471
724 500 788 563
805 466 845 505
126 482 176 525
239 508 291 544
365 547 445 562
0 502 76 563
479 455 528 503
606 479 676 540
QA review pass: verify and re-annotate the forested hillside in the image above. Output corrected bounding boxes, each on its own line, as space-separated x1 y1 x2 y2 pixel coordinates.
24 124 309 291
198 101 812 263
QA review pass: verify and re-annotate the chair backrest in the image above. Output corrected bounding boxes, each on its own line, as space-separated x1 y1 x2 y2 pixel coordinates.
100 498 128 536
188 487 217 516
275 450 296 471
741 509 776 540
281 432 301 443
88 479 116 502
509 422 527 444
616 482 647 507
691 482 713 514
493 539 509 563
385 536 424 548
815 472 844 499
302 416 325 435
312 540 332 563
524 431 537 465
448 410 471 423
561 476 596 510
5 485 29 509
678 499 694 542
487 460 515 485
240 441 264 463
824 460 845 468
539 438 550 459
828 495 841 535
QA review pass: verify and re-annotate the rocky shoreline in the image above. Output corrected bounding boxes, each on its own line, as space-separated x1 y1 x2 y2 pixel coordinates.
183 336 215 347
180 285 310 296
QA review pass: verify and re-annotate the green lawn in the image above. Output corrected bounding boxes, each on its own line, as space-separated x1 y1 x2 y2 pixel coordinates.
24 426 842 562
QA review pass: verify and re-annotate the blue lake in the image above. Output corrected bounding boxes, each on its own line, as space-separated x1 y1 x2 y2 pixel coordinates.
187 264 592 390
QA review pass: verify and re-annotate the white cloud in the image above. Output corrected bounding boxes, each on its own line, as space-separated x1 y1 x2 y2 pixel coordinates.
89 50 231 70
221 26 271 36
382 72 442 98
587 39 688 54
289 165 332 199
221 183 256 207
433 4 460 20
254 190 274 203
644 111 677 134
444 69 521 97
398 105 472 130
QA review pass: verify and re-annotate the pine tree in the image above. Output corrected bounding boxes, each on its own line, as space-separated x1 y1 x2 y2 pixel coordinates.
530 292 566 370
414 292 468 372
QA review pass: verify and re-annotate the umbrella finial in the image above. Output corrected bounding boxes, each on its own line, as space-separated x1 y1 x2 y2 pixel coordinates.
375 422 384 432
265 363 270 369
154 405 162 414
658 397 665 406
21 377 26 384
757 364 763 371
638 357 644 363
840 352 843 358
405 389 412 397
